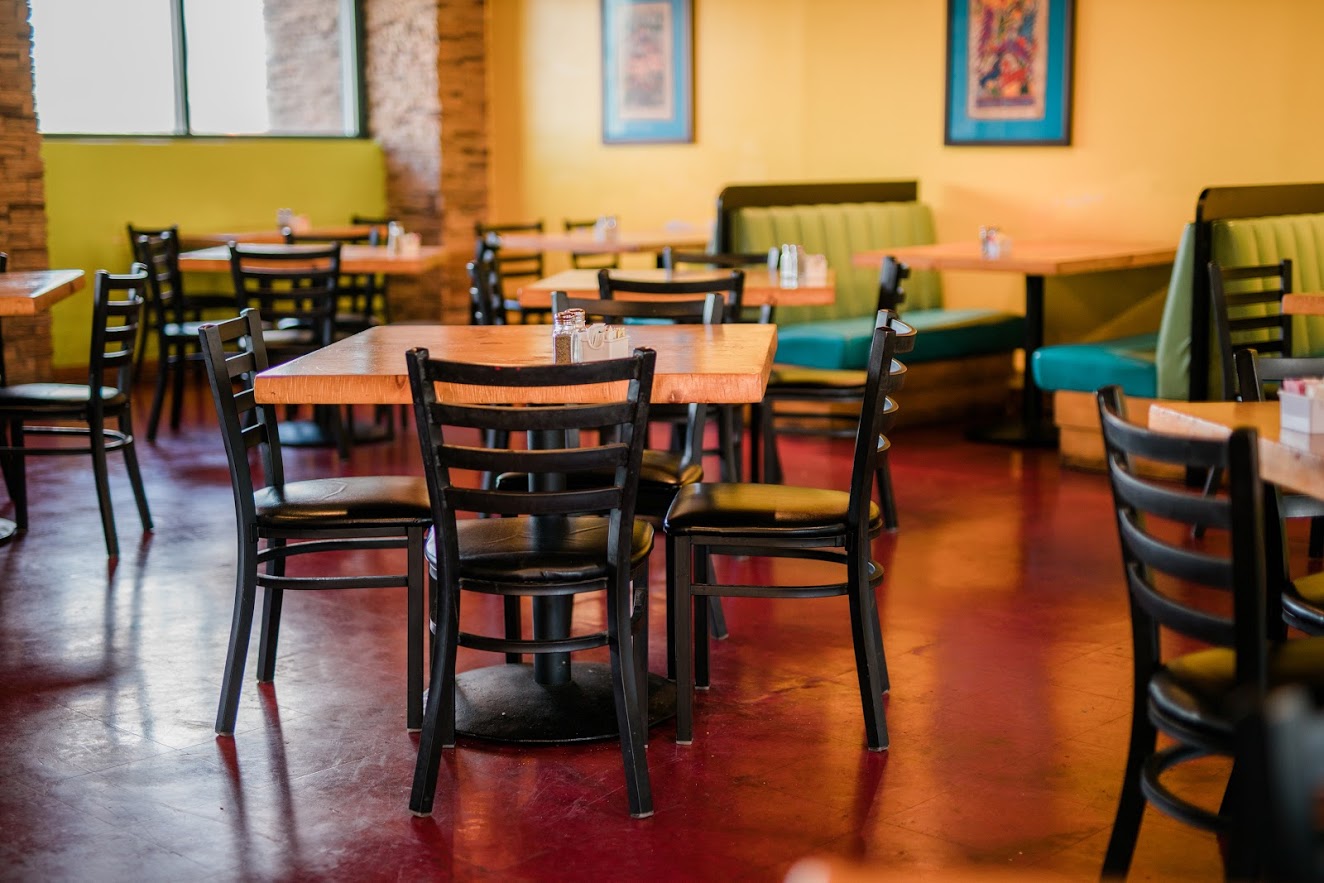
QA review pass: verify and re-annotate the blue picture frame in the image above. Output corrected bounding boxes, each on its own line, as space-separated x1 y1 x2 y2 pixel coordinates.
601 0 693 144
944 0 1075 146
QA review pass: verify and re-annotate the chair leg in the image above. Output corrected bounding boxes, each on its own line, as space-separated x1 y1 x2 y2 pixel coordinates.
1101 698 1158 876
168 345 186 432
410 573 461 816
89 416 119 559
4 419 29 530
1310 516 1324 559
846 554 889 750
216 540 260 735
694 548 712 690
761 404 783 484
406 526 425 732
1192 467 1221 539
747 403 763 482
670 534 694 745
256 539 286 682
119 412 152 532
876 448 898 531
717 405 740 482
607 572 653 818
146 351 170 442
707 597 729 640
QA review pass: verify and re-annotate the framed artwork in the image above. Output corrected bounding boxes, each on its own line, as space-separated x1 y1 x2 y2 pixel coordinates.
944 0 1075 146
601 0 693 144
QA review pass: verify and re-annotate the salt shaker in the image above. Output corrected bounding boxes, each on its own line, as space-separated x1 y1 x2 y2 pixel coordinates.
386 221 403 255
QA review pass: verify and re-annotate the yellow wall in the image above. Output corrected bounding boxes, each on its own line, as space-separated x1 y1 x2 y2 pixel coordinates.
42 138 385 366
489 0 1324 341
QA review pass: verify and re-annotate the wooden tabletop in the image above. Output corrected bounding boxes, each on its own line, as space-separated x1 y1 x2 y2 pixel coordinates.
495 229 711 254
180 225 382 248
1283 293 1324 316
1149 400 1324 500
254 323 776 407
178 244 448 276
852 241 1177 276
0 269 86 316
517 268 835 309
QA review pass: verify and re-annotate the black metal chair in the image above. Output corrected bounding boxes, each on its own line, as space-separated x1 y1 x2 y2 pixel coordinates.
564 218 619 271
598 267 746 482
1095 384 1324 878
475 220 545 323
406 346 658 819
282 225 389 332
750 258 909 531
198 309 429 736
1235 347 1324 634
663 310 913 753
0 267 152 559
126 223 233 375
1260 686 1324 881
131 230 226 441
465 251 506 328
229 242 351 457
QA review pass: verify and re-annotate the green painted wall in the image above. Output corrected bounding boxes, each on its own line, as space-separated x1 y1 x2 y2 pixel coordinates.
41 138 386 366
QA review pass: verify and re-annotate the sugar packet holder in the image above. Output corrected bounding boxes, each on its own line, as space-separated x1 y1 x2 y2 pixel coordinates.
574 323 631 362
1280 376 1324 434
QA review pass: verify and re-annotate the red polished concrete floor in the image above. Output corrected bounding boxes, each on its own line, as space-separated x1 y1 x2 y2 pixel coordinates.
0 382 1254 880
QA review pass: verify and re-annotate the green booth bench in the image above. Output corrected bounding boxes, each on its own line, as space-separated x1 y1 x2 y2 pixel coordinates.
1031 182 1324 469
714 180 1025 425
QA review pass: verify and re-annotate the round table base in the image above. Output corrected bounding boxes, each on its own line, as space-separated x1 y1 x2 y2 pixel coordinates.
454 662 676 744
0 517 17 544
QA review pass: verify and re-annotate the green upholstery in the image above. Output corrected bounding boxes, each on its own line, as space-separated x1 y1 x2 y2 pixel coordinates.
1030 333 1159 398
729 200 1022 368
731 202 941 323
780 309 1026 369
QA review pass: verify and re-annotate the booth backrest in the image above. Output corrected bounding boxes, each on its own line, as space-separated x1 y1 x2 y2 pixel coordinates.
714 181 941 324
1153 184 1324 400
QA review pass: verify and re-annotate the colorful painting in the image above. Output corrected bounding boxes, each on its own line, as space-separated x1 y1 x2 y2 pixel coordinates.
602 0 693 144
945 0 1074 145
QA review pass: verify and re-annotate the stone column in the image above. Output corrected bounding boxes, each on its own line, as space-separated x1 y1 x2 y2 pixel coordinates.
1 0 52 382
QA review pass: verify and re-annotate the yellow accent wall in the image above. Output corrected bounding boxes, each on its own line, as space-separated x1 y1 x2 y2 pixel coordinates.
489 0 1324 342
42 138 385 366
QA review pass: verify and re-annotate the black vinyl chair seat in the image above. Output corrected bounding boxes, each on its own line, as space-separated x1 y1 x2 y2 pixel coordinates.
253 476 431 525
666 482 883 538
424 517 653 586
0 383 128 408
1286 570 1324 632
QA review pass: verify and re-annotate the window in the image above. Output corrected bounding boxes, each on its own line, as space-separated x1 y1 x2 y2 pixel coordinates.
30 0 362 137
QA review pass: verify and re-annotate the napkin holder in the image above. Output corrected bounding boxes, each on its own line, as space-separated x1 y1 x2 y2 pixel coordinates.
1280 391 1324 434
573 324 631 362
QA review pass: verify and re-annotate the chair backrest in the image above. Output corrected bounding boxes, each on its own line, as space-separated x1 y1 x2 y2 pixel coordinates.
1096 385 1276 690
350 214 395 241
661 248 772 271
466 251 505 326
228 243 342 351
406 346 656 590
89 265 149 401
131 230 189 330
875 257 909 312
1210 259 1293 400
596 268 745 324
1233 348 1324 403
848 311 913 530
475 220 545 284
283 227 379 246
564 219 619 271
198 309 284 513
126 223 177 255
1261 686 1324 880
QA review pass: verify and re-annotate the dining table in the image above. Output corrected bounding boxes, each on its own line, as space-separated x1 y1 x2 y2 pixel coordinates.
0 269 87 542
854 240 1177 447
1148 399 1324 500
177 243 448 276
516 267 836 311
1283 293 1324 316
254 322 778 743
179 224 383 249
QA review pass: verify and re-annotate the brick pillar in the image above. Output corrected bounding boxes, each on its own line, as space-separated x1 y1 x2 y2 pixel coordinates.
364 0 487 324
1 0 52 382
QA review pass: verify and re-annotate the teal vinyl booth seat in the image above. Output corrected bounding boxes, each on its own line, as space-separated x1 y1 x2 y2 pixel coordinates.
714 181 1024 374
1031 182 1324 467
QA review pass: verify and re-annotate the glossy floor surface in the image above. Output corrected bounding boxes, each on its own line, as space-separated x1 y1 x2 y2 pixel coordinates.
0 381 1250 881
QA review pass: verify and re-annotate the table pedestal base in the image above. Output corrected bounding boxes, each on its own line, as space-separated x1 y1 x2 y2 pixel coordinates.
966 419 1059 448
454 663 676 744
0 517 18 544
